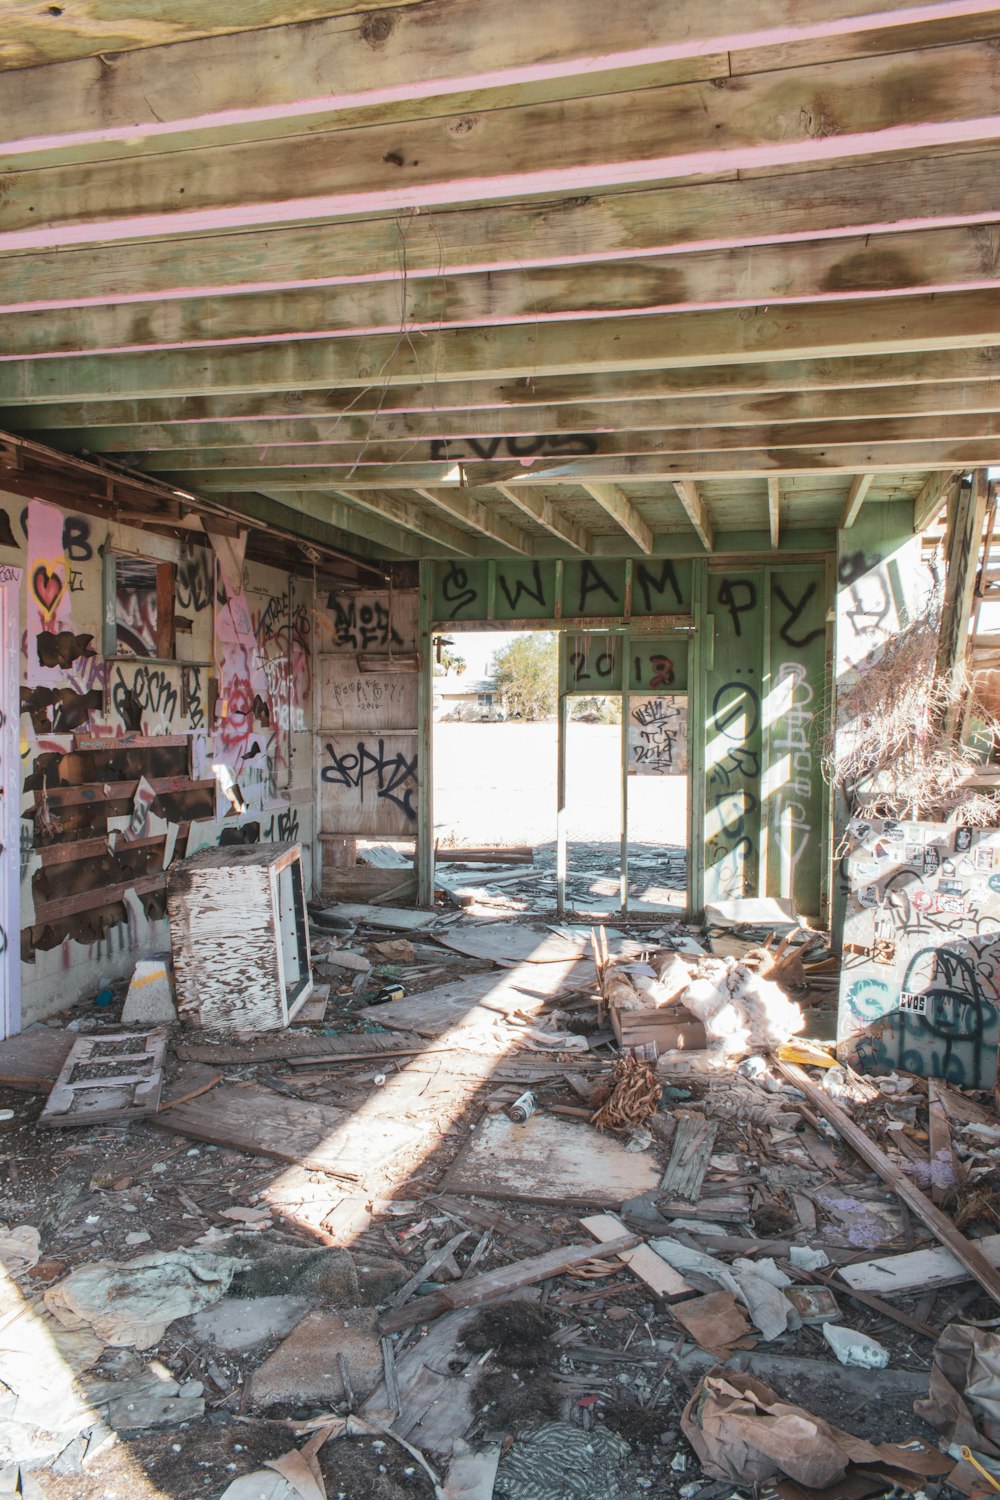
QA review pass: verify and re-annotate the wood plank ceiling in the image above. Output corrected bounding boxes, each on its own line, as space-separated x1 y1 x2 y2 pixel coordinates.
1 0 999 561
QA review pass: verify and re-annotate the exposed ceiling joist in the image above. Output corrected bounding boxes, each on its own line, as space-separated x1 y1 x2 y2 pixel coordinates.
493 485 592 554
1 0 970 148
410 489 533 555
579 482 653 553
672 480 714 551
5 40 1000 254
28 375 1000 456
330 488 476 556
7 291 1000 407
839 472 874 528
5 150 997 313
12 223 1000 361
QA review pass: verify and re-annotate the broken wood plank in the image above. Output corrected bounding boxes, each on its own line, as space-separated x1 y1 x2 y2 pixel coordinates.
777 1061 1000 1310
175 1031 426 1063
838 1231 1000 1295
0 1027 73 1091
660 1117 718 1201
580 1214 694 1300
154 1082 422 1181
40 1029 166 1127
432 1194 551 1252
158 1062 224 1111
390 1231 471 1308
378 1235 640 1334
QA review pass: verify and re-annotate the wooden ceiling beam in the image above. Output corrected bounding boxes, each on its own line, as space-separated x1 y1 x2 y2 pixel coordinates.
26 374 1000 453
1 0 973 158
492 485 592 554
183 440 1000 486
327 488 477 556
6 291 1000 405
11 222 1000 359
254 490 427 559
13 357 1000 435
672 480 714 551
134 411 1000 473
410 489 533 555
839 472 874 527
5 41 1000 252
5 151 998 311
768 476 781 547
577 483 654 552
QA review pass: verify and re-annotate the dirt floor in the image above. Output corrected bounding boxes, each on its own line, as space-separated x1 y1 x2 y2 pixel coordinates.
0 903 992 1499
433 720 688 850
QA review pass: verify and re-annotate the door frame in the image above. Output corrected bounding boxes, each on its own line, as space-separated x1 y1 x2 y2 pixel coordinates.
0 565 21 1039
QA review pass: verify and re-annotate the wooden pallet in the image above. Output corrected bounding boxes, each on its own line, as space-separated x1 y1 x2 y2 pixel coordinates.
39 1029 167 1127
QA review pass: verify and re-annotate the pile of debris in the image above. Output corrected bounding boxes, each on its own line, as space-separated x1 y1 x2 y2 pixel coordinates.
0 898 999 1499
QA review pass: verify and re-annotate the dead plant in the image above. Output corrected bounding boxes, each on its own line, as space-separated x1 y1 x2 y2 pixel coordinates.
590 1055 661 1133
826 602 1000 825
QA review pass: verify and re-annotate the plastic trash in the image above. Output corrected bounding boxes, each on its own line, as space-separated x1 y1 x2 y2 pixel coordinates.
822 1322 890 1369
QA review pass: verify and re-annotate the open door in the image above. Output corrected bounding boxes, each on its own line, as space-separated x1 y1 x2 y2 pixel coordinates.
0 565 21 1038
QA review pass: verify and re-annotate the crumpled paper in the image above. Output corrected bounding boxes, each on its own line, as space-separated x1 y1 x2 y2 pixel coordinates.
914 1322 1000 1458
681 1369 952 1489
650 1237 797 1340
45 1250 241 1349
0 1225 40 1277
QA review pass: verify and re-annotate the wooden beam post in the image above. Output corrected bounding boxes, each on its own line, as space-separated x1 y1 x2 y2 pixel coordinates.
767 476 780 549
839 472 873 529
913 469 962 533
672 480 714 551
937 468 988 734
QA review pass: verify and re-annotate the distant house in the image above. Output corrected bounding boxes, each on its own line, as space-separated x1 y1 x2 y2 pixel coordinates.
435 674 503 721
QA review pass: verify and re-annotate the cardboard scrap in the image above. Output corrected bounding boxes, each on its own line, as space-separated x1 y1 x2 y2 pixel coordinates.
914 1321 1000 1460
681 1370 952 1489
670 1292 754 1358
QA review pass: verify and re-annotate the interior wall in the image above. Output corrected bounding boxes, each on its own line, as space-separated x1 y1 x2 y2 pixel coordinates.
1 489 314 1026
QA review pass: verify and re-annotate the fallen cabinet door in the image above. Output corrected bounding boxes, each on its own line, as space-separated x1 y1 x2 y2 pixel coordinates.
40 1029 167 1126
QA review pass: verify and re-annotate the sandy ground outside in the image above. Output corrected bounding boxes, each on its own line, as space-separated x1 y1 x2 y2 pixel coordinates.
432 720 688 850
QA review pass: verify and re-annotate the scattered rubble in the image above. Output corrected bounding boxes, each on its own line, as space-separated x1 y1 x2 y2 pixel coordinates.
2 894 1000 1497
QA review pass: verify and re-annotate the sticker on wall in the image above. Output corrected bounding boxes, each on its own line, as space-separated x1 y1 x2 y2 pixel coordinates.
627 695 688 775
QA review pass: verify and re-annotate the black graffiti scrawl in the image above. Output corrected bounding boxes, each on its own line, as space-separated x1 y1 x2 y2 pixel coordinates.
321 739 418 823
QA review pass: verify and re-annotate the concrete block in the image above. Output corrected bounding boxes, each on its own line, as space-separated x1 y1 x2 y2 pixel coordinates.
248 1308 383 1408
121 959 176 1024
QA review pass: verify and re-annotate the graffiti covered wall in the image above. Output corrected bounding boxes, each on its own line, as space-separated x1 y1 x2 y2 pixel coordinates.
2 489 314 1026
838 816 1000 1087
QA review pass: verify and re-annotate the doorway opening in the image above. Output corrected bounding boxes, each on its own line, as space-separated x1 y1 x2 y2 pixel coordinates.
433 631 559 908
432 628 689 915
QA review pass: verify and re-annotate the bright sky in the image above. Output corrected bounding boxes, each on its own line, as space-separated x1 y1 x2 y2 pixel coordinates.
447 629 520 679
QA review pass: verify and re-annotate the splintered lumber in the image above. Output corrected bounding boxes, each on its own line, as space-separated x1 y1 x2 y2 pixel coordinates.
580 1215 694 1300
435 846 533 864
928 1078 960 1206
378 1234 639 1334
660 1117 718 1201
839 1232 1000 1296
433 1194 551 1252
389 1230 471 1308
777 1061 1000 1310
